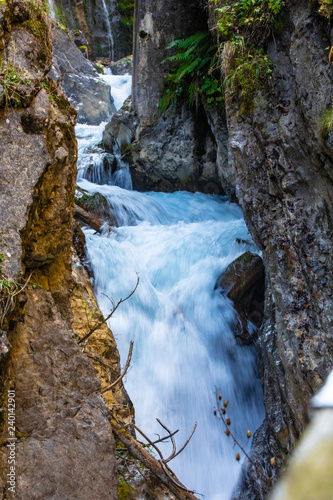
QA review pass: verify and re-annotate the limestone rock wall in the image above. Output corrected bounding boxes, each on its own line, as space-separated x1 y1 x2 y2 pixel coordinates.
0 1 118 497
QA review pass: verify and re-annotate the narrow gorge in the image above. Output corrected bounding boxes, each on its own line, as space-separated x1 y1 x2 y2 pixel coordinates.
0 0 332 499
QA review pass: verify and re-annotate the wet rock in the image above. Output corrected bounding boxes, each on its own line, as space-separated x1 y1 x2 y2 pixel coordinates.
103 96 136 153
0 2 118 497
110 55 133 75
75 192 117 226
221 1 333 495
216 252 265 344
50 0 133 61
130 104 223 192
0 331 10 369
50 25 116 125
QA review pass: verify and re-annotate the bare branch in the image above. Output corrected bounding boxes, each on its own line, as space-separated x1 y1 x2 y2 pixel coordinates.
165 422 197 463
101 340 134 393
127 422 164 460
0 272 33 328
111 418 199 500
215 392 272 484
152 429 179 445
156 418 177 461
78 275 139 345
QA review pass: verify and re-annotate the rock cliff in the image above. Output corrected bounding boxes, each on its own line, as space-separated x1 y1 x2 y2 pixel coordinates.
128 0 333 497
48 0 133 61
0 1 119 498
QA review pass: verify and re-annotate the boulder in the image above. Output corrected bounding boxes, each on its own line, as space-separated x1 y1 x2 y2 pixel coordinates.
215 252 265 344
103 96 136 153
75 192 117 227
50 25 116 124
110 55 133 75
130 104 224 193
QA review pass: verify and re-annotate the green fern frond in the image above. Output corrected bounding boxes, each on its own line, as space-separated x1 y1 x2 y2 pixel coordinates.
159 30 223 114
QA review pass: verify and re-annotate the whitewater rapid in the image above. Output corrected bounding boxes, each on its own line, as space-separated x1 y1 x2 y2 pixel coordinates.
76 71 265 499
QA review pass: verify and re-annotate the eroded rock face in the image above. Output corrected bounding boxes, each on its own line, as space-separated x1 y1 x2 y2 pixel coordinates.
219 1 333 497
103 96 136 153
49 0 133 61
130 104 224 192
128 0 226 192
0 2 118 497
1 287 118 500
110 54 133 75
50 25 116 124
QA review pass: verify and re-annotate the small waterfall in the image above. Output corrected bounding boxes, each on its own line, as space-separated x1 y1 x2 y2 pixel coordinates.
76 72 132 188
75 68 265 499
47 0 56 21
101 70 132 110
101 0 114 61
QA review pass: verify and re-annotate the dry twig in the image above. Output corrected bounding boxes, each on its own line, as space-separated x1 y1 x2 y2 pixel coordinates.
78 275 139 345
215 391 272 484
101 340 134 393
111 418 199 500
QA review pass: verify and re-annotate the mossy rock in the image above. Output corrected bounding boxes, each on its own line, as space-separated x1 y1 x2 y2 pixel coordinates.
118 478 131 500
76 192 117 226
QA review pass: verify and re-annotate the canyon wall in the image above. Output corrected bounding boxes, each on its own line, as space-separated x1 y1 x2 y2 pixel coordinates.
0 1 119 497
130 0 333 497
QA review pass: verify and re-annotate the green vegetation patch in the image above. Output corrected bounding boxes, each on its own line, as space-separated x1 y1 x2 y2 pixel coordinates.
215 0 284 114
159 31 222 114
117 477 131 500
0 60 32 109
317 0 333 18
319 107 333 138
117 0 134 53
53 3 68 27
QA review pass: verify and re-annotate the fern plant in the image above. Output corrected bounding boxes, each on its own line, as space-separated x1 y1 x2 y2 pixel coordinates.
158 31 222 114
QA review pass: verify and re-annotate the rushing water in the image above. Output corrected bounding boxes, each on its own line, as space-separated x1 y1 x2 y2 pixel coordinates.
101 0 114 61
47 0 56 21
76 72 265 499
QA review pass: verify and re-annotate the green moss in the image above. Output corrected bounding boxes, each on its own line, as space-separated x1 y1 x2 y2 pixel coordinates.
318 0 333 17
53 3 68 27
215 0 284 114
117 478 131 500
76 193 109 214
21 0 51 51
116 0 134 52
319 107 333 138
